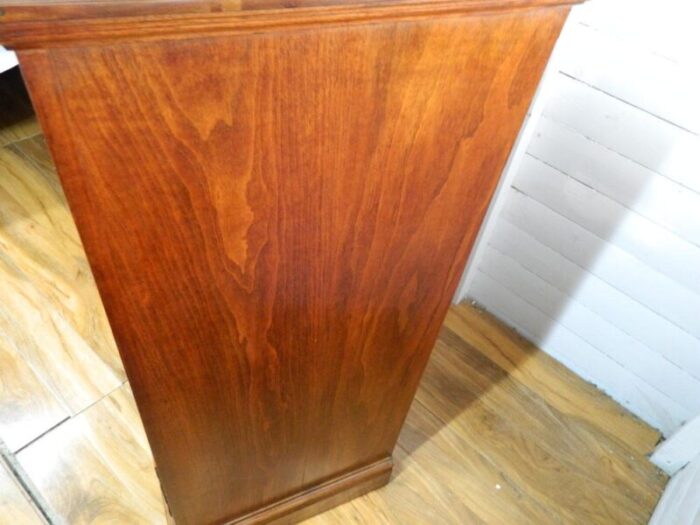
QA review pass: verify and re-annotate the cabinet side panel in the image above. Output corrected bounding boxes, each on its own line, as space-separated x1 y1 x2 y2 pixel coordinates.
19 8 567 524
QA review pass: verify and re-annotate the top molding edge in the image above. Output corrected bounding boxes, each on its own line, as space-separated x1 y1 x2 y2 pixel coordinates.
0 0 583 49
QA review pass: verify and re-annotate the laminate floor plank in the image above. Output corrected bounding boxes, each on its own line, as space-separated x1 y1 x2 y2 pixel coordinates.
396 398 559 524
8 135 64 197
0 339 68 452
419 330 666 524
436 325 665 505
0 142 125 447
16 384 166 525
444 304 661 455
0 460 45 525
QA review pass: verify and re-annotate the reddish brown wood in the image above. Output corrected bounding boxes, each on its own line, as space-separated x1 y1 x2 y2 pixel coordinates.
0 0 576 24
0 0 580 49
5 1 575 523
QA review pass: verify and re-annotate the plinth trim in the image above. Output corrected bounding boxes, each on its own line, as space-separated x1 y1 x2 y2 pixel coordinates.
220 456 394 525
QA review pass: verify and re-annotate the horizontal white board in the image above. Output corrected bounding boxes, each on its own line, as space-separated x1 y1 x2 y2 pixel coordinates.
557 22 700 133
489 218 700 380
528 117 700 247
503 190 700 341
0 47 18 74
544 74 700 193
460 0 700 436
514 154 700 295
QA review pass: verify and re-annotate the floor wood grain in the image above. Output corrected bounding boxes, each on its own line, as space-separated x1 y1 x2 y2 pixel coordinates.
16 384 166 525
0 79 125 452
0 68 668 524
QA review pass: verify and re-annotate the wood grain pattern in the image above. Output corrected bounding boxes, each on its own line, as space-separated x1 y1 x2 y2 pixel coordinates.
443 305 662 455
11 306 668 525
0 136 125 452
422 333 663 521
0 337 67 453
0 142 124 414
12 5 572 523
17 384 167 525
0 0 579 23
0 109 667 521
0 0 580 49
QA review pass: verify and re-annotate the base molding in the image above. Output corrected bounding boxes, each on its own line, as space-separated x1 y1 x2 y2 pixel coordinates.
224 457 394 525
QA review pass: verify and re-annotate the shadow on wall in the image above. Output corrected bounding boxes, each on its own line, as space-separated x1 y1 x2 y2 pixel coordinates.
458 0 700 437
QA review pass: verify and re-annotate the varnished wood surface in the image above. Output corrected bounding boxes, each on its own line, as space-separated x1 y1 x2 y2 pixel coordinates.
15 6 571 523
0 0 582 50
0 114 668 521
0 73 670 522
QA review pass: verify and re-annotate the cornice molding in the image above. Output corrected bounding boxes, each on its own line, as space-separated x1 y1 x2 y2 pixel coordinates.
0 0 582 49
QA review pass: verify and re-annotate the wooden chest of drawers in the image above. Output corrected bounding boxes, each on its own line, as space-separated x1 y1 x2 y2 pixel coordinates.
0 1 578 523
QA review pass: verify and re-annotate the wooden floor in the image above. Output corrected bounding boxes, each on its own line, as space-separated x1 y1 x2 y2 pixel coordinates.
0 67 668 525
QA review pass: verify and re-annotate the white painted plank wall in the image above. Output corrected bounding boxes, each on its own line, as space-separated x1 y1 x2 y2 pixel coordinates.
458 0 700 436
649 453 700 525
653 415 700 475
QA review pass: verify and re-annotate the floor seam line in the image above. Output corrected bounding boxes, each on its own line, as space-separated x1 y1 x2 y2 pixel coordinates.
0 437 63 525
